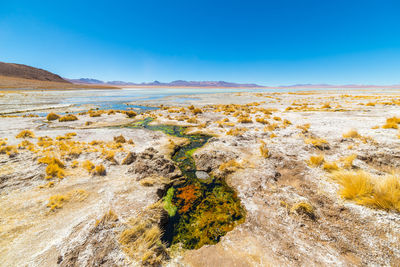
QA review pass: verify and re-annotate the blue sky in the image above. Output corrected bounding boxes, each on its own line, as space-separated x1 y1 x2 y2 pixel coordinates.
0 0 399 85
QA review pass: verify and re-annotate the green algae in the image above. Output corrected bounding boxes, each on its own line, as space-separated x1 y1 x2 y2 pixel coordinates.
125 117 246 249
163 187 178 217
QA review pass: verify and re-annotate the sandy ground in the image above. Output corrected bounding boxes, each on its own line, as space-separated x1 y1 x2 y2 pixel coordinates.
1 89 400 266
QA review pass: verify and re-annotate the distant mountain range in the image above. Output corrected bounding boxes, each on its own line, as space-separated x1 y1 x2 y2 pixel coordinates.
68 78 264 88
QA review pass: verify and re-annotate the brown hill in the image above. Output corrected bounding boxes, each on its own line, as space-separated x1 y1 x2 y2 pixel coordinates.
0 62 69 83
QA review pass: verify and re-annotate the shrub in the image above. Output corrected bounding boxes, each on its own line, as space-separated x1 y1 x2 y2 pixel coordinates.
125 110 137 118
93 164 106 176
89 110 102 117
46 112 60 121
192 108 203 115
308 154 324 167
114 134 126 143
16 130 35 138
38 156 65 168
59 114 78 122
46 163 65 179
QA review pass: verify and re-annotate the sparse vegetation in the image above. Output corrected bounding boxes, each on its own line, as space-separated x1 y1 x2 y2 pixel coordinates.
93 164 106 176
323 161 339 172
46 112 60 121
308 154 325 167
16 130 34 138
82 160 95 173
59 114 78 122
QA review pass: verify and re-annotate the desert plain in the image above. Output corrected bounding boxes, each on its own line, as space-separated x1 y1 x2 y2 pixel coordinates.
1 89 400 266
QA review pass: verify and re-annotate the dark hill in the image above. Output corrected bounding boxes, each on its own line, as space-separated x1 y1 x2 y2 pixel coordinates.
0 62 70 83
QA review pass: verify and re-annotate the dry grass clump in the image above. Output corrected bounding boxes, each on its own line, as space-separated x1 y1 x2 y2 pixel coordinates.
291 202 316 220
47 194 69 210
16 130 35 138
114 134 126 143
38 156 66 179
82 160 95 173
192 107 203 115
340 154 357 169
226 127 247 136
237 116 253 123
0 145 18 157
89 110 102 117
219 159 242 176
95 209 118 227
308 154 325 167
59 114 78 122
93 164 106 176
382 116 400 129
255 117 269 124
305 138 329 150
342 129 360 139
125 110 137 118
323 161 339 172
119 217 167 265
46 112 60 121
18 140 35 151
330 171 400 212
47 189 88 211
265 123 279 131
186 117 198 124
46 163 65 179
259 140 270 158
296 123 310 133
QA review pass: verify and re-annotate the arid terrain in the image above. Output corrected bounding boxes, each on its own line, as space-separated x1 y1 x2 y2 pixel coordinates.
1 89 400 266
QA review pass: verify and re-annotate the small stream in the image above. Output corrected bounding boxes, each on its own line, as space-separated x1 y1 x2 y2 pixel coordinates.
126 118 246 249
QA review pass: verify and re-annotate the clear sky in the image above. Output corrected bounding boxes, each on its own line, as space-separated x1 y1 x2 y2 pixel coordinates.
1 0 399 85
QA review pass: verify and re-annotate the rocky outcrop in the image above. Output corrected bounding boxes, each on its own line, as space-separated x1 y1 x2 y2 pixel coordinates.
193 149 238 172
126 148 181 180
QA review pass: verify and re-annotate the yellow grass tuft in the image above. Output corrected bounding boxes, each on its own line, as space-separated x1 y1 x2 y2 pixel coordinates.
46 163 65 179
219 159 242 175
308 154 325 167
331 170 400 212
226 127 247 136
259 140 270 158
331 170 374 203
125 110 137 118
93 164 106 176
16 130 35 138
323 161 339 172
47 194 69 210
340 154 357 169
59 114 78 122
342 129 360 139
296 123 310 133
114 134 126 143
305 138 328 149
82 160 95 173
46 112 60 121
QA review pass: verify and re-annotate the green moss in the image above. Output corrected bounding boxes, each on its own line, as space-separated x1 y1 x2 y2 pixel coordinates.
163 187 177 217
